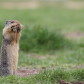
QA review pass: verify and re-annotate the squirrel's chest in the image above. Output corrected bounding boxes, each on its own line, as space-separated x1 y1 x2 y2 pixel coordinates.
7 44 19 55
6 44 19 64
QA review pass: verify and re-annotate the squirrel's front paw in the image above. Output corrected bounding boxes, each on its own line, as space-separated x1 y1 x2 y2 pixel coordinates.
16 24 21 32
11 25 17 32
11 24 21 32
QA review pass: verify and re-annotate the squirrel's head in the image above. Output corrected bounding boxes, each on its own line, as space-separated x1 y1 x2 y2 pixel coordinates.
5 20 23 27
3 20 23 41
5 20 23 32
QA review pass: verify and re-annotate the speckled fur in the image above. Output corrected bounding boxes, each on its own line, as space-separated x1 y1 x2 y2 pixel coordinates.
0 20 22 76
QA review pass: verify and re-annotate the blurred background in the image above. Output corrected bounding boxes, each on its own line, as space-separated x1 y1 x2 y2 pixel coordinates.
0 0 84 52
0 0 84 70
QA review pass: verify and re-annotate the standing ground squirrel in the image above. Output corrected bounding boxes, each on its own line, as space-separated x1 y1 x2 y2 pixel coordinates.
0 20 23 76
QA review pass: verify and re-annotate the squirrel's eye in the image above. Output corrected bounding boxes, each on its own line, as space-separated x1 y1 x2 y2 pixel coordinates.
11 22 14 23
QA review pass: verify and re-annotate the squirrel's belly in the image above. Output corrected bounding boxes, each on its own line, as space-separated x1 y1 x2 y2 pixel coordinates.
6 44 19 73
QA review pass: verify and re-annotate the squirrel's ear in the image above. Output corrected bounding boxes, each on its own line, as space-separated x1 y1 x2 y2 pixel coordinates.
6 21 8 24
5 21 9 27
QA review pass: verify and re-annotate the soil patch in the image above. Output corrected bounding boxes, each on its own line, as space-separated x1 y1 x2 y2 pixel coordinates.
72 65 84 69
59 79 69 84
28 53 47 60
71 81 84 84
59 79 84 84
17 69 41 76
65 32 84 39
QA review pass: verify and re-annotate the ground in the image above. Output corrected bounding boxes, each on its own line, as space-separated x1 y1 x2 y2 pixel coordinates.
17 69 41 77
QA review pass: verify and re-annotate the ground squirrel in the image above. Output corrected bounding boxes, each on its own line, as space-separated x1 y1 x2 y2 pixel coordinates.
0 20 23 76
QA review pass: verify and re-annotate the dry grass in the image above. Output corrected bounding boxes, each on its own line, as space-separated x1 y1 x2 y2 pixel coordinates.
0 1 39 9
0 1 84 9
64 1 84 9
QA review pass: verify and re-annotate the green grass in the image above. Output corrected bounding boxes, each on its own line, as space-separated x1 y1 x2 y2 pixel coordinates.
20 26 72 52
0 1 84 83
18 48 84 68
0 68 84 84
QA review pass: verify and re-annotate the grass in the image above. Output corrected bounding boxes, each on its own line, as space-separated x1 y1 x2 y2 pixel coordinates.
0 1 84 83
18 48 84 69
0 68 84 84
20 26 72 52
